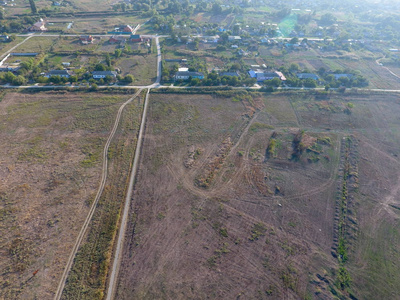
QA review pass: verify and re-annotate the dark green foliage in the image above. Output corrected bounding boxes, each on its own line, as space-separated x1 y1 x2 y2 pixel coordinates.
291 130 305 160
249 222 267 241
219 227 228 237
266 139 276 158
337 267 351 290
29 0 37 14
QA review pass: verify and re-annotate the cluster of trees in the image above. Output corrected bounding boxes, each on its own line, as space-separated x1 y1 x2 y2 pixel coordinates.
0 16 39 33
273 64 369 88
29 0 37 14
162 58 256 86
319 68 368 88
0 72 27 85
0 55 136 86
112 2 130 12
185 72 256 87
34 72 134 86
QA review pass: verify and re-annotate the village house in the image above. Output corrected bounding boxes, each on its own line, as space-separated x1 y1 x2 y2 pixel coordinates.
112 25 134 34
45 70 72 78
129 34 142 43
79 35 94 44
109 35 126 44
175 71 204 81
228 36 242 42
248 69 286 82
0 35 10 42
0 65 19 72
297 73 320 81
121 25 134 34
92 71 117 79
220 71 240 77
334 74 353 80
29 19 47 32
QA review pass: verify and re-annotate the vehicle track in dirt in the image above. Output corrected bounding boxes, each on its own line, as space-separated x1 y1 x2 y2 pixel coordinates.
0 35 33 60
106 89 150 300
54 89 143 300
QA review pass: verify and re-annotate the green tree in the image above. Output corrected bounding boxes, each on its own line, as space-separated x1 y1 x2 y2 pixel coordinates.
233 24 241 35
289 63 300 72
228 76 239 86
264 77 281 87
337 267 351 289
124 74 134 83
320 13 337 25
4 71 16 83
190 77 200 85
13 75 27 85
105 54 111 67
104 75 113 84
29 0 37 14
94 64 106 71
303 78 317 88
49 75 61 84
193 38 199 51
114 49 122 58
36 76 49 83
212 3 222 14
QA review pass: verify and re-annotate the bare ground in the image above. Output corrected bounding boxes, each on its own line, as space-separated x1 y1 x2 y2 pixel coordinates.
0 91 139 299
114 91 400 300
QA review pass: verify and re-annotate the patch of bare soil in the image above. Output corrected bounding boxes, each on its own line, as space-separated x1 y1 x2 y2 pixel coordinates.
114 93 336 299
115 92 400 300
0 91 133 299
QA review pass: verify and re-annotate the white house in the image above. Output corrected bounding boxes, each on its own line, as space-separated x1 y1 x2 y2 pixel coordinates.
175 71 204 81
92 71 117 79
45 70 72 78
248 69 286 82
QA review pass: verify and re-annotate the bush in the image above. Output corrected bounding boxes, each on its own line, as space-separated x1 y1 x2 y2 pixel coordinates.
13 75 27 86
124 74 135 83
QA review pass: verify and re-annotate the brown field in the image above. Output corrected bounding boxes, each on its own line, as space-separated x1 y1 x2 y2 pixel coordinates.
113 91 400 300
67 0 113 12
13 37 57 53
0 90 142 299
69 16 146 34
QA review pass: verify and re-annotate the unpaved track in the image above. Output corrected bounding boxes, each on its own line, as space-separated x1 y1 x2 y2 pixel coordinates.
53 89 143 300
106 88 151 300
0 35 33 60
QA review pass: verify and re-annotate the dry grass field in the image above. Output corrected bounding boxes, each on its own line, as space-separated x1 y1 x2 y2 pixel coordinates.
114 91 400 300
0 90 142 299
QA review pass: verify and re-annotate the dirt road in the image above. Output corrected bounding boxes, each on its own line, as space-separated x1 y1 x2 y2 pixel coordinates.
106 88 151 300
53 89 143 300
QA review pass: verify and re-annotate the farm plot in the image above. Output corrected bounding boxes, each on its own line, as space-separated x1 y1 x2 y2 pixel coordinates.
13 37 58 53
65 0 112 12
0 91 142 299
114 91 400 300
114 92 333 299
67 16 146 34
0 37 25 56
115 53 157 85
52 36 101 53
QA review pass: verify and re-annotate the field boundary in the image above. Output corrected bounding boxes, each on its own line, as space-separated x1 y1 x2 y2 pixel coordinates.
54 89 142 300
105 88 151 300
